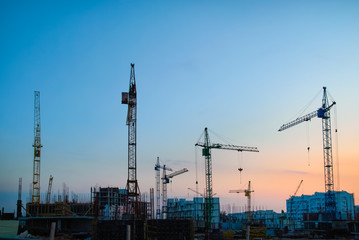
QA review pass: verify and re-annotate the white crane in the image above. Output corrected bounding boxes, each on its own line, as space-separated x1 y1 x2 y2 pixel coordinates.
154 157 172 219
162 167 188 219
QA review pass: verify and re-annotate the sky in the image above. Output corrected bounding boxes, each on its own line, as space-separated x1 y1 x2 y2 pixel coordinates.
0 0 358 214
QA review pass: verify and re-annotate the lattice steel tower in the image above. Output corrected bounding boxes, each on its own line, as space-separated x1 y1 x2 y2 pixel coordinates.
196 127 259 233
122 63 141 217
279 87 336 218
32 91 42 203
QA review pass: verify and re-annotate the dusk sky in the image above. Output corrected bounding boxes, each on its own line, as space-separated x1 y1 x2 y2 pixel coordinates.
1 1 358 213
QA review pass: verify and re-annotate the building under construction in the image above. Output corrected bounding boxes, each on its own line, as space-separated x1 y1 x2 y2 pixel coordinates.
18 65 195 239
19 187 195 240
15 71 359 240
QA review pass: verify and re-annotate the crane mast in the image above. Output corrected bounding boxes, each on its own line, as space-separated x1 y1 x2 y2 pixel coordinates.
229 181 254 240
155 157 161 219
161 164 169 219
196 127 259 233
246 181 253 223
197 128 213 233
32 91 42 204
229 181 254 223
122 63 141 217
279 87 336 218
321 87 336 217
154 158 173 219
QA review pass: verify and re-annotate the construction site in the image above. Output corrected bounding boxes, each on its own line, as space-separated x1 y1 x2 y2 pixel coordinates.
7 64 359 240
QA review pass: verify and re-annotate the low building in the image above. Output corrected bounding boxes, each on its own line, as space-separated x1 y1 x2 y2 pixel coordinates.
286 191 355 230
225 210 287 232
167 197 220 230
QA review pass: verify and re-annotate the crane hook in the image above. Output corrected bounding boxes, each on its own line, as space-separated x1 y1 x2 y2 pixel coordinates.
238 168 243 184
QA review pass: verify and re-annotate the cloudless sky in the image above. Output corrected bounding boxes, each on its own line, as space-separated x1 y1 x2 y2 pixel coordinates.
1 0 358 213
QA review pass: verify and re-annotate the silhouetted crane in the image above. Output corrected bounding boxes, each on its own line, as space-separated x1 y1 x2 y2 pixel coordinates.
122 63 141 217
196 127 259 233
279 87 336 219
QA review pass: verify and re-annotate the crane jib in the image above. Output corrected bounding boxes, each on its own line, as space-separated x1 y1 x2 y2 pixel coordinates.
196 143 259 152
279 100 336 132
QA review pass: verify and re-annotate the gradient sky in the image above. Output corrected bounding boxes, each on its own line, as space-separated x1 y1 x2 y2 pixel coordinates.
1 0 358 213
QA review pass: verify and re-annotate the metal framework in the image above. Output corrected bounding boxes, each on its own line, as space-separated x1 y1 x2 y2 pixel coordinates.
122 63 141 217
288 180 303 230
229 181 254 223
161 167 188 219
161 165 169 219
32 91 42 204
154 157 173 219
278 87 336 218
195 127 259 233
154 157 162 219
321 88 336 217
46 175 53 204
230 181 254 240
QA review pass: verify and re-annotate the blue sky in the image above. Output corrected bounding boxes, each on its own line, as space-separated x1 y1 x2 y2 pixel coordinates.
1 0 359 213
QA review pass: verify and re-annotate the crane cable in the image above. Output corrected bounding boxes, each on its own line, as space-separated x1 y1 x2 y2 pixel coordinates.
287 89 322 123
306 121 311 166
334 104 340 191
328 91 340 191
195 146 199 197
209 128 233 145
237 151 243 184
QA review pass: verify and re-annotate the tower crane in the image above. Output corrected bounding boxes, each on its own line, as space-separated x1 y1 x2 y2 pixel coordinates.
46 175 53 204
155 157 161 219
32 91 42 204
279 87 336 218
229 181 254 223
162 167 188 219
288 180 303 230
154 157 173 219
188 187 217 227
230 181 254 240
122 63 141 218
196 127 259 233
